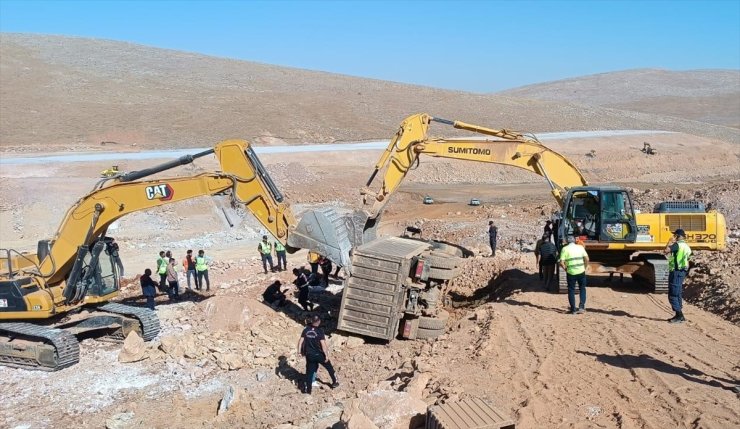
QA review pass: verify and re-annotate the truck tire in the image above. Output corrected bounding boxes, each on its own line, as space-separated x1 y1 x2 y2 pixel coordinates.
416 326 444 339
431 243 464 258
418 311 448 330
427 267 460 280
424 252 460 269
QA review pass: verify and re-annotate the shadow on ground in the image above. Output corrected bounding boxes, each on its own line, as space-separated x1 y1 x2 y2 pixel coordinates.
577 351 738 391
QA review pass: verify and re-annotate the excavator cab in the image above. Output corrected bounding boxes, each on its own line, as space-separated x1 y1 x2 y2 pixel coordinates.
62 239 119 304
561 187 637 244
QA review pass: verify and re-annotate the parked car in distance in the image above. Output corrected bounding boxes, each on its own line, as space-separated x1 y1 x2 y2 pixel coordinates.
469 198 481 206
423 196 434 205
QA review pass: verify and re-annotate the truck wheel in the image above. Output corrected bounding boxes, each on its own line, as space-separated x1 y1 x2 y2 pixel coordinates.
431 242 464 258
424 252 460 269
418 311 448 330
427 267 460 280
416 326 444 339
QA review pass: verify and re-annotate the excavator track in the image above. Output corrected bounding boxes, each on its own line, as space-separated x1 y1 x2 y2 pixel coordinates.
98 303 160 341
0 322 80 371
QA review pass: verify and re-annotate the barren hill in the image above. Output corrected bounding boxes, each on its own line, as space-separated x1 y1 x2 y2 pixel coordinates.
499 69 740 128
1 34 739 150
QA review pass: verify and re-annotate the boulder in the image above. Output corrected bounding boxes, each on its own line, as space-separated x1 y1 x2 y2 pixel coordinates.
213 352 244 370
405 372 431 399
118 332 146 363
341 399 379 429
357 390 427 429
217 385 239 415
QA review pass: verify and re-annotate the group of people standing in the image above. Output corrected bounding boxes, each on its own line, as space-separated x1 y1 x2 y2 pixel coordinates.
535 219 692 322
139 249 211 310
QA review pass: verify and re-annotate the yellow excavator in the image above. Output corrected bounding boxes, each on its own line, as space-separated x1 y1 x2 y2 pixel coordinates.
0 139 351 370
100 165 120 178
354 113 726 292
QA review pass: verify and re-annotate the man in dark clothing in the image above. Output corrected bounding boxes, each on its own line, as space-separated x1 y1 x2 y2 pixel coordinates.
488 221 498 257
263 280 287 307
544 221 553 242
538 236 559 291
297 315 339 394
319 257 333 286
183 249 198 290
140 268 158 310
293 268 314 311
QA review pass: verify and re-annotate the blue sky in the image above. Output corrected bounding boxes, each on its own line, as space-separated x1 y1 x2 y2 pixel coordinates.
1 0 738 92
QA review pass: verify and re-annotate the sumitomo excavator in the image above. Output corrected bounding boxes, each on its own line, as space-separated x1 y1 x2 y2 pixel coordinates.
0 139 352 370
352 113 726 293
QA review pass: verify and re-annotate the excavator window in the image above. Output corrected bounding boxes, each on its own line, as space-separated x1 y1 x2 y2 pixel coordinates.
86 239 119 297
599 191 637 241
566 191 600 239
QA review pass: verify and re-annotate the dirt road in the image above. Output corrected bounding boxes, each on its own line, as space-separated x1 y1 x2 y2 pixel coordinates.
444 267 740 429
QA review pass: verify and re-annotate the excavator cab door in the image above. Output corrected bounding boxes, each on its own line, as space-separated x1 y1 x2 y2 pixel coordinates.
597 190 637 243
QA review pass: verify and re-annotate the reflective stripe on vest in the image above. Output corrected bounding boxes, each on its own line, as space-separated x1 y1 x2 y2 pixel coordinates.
274 242 285 252
157 257 167 274
195 256 207 272
668 241 691 271
561 244 587 275
259 242 271 255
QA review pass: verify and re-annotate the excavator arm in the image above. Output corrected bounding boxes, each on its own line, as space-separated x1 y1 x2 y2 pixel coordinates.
358 113 588 240
20 139 350 291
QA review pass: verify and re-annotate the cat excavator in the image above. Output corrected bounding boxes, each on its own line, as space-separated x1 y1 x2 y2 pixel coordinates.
0 139 352 370
353 113 726 292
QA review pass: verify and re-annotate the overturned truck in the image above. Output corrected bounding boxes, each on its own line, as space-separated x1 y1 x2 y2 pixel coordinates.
336 235 464 341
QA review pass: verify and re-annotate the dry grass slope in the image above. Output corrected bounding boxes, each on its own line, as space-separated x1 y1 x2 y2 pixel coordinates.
499 68 740 128
1 34 739 150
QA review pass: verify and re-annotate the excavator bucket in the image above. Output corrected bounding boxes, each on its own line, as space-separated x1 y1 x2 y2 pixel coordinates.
288 207 356 272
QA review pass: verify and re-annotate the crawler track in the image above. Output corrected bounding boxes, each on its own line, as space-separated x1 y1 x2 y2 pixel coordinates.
0 322 80 371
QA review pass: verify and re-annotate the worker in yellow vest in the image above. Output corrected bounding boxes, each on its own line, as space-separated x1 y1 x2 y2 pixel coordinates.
274 240 287 272
559 236 589 314
156 250 168 291
195 249 210 291
258 235 275 274
665 229 692 323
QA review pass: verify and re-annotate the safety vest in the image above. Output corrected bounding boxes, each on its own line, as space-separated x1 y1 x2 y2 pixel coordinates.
195 256 207 272
668 241 691 271
560 243 588 275
157 257 167 275
274 241 285 252
259 242 272 255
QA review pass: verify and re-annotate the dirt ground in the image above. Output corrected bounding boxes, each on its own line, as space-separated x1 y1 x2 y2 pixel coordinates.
0 133 739 429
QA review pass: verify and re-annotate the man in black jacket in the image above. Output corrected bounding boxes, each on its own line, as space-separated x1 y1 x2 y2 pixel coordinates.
297 315 338 394
488 221 498 257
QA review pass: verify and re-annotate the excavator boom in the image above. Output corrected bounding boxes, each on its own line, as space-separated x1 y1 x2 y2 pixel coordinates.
359 113 588 241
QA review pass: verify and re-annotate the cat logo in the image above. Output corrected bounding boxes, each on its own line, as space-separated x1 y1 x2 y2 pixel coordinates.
145 184 174 201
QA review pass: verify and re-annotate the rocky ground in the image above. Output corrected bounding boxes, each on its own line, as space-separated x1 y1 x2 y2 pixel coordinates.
1 133 739 428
